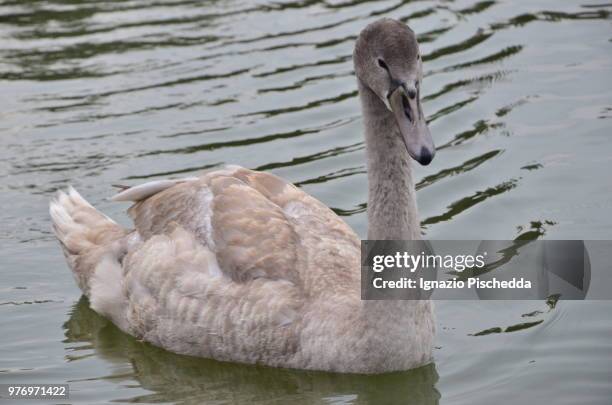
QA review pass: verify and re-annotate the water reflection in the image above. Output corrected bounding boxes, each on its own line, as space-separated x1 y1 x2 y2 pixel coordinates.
64 298 440 405
422 179 518 226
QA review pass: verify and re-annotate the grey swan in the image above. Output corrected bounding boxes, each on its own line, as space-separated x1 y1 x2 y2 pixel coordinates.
50 18 436 374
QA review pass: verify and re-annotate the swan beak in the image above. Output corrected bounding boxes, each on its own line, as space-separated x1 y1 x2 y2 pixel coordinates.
388 85 435 166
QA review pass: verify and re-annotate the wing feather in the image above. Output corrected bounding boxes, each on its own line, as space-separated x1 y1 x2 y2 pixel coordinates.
120 166 360 290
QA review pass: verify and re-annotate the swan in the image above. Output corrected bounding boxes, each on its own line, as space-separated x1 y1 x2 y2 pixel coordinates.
50 18 436 374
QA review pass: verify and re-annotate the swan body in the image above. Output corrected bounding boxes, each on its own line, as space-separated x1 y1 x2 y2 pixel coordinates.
50 19 436 374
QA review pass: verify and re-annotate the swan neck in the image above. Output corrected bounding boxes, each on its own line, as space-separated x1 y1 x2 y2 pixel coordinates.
359 80 420 241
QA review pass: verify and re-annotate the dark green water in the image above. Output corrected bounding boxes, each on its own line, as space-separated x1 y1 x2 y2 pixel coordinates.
1 0 611 403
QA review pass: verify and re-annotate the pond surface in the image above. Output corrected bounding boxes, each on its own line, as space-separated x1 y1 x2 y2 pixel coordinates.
1 0 611 403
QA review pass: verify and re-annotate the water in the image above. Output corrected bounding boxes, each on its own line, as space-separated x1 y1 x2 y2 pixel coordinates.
1 0 611 403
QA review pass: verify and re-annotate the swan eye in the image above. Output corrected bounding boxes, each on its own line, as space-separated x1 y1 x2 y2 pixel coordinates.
377 58 389 71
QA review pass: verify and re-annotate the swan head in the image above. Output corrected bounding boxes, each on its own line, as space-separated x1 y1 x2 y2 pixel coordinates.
354 18 435 166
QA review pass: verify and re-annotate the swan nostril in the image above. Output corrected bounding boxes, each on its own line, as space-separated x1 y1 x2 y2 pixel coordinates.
401 93 412 122
377 58 389 71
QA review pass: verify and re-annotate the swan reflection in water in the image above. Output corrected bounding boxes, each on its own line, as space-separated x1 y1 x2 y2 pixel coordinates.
63 297 440 404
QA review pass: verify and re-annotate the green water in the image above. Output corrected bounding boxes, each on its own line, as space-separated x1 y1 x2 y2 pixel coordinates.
1 0 611 403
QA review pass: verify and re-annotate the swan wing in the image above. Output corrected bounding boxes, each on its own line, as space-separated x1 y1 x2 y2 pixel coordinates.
122 166 360 289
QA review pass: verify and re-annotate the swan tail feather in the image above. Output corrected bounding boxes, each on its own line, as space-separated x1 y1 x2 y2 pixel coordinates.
49 187 128 296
